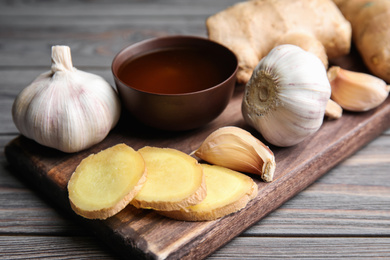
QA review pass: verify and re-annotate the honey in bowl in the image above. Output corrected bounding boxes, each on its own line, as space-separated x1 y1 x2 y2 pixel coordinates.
112 36 238 131
117 47 234 94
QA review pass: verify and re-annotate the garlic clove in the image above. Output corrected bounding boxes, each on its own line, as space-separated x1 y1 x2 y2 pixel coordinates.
327 66 390 112
242 44 331 147
193 126 276 182
12 45 121 153
325 99 343 120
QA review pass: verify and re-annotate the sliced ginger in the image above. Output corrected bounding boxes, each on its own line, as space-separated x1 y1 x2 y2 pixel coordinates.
160 164 258 221
68 143 146 220
132 146 206 211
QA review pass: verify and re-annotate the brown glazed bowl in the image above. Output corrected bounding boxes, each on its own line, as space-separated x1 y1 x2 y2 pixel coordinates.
112 35 238 131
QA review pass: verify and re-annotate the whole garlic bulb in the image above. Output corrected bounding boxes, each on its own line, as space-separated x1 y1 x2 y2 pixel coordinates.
242 44 331 147
12 45 121 153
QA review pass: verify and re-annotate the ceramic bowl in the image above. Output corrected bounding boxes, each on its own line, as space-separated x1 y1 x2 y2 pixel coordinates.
112 35 238 131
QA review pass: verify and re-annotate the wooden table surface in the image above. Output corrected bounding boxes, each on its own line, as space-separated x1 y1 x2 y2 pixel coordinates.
1 0 389 259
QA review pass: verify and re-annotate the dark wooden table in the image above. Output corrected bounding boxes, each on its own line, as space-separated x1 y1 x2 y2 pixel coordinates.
1 0 389 259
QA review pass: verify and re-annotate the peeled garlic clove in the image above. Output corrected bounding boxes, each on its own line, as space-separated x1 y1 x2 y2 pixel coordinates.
242 44 331 147
12 45 121 153
327 66 390 112
194 126 276 182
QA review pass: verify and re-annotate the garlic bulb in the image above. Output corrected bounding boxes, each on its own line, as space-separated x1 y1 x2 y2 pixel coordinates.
12 45 121 153
242 44 331 147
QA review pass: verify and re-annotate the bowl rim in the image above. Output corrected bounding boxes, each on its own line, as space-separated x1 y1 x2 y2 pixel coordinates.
111 35 238 97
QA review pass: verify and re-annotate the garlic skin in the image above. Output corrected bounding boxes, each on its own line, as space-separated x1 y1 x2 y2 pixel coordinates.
12 46 121 153
194 126 276 182
327 66 390 112
242 44 331 147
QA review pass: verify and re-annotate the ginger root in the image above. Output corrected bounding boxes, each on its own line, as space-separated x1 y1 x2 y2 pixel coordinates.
160 164 258 221
131 146 206 211
67 143 261 222
206 0 351 84
333 0 390 83
67 144 147 220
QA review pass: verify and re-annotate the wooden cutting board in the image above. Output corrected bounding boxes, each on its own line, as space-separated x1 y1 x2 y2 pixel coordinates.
5 52 390 259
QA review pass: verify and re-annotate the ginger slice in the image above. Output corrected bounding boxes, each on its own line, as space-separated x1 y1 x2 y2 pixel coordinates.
160 164 258 221
67 143 146 220
132 146 206 211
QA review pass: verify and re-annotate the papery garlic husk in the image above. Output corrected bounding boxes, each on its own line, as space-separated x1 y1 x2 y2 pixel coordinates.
327 66 390 112
242 44 331 147
193 126 276 182
12 45 121 153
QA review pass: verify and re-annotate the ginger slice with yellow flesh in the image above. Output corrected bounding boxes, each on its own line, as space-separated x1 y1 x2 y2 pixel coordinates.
132 146 206 211
160 164 258 221
68 143 146 220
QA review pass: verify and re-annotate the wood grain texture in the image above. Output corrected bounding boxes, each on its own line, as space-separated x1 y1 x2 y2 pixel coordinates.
1 135 390 259
0 236 118 259
0 0 238 68
4 86 390 259
209 237 390 259
1 0 390 259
